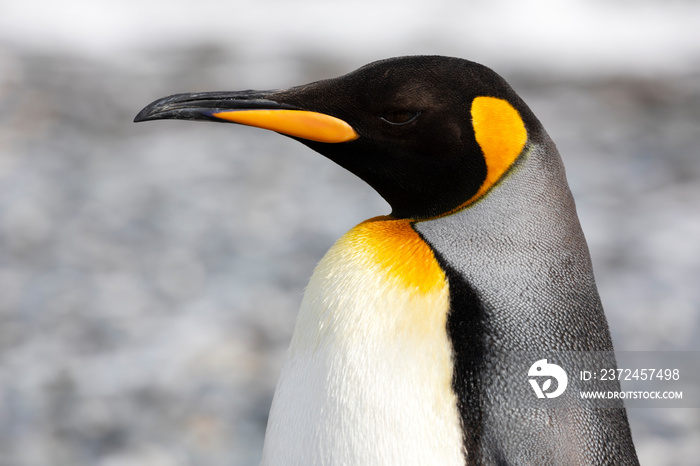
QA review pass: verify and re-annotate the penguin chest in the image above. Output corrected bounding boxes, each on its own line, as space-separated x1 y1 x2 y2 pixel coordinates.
261 218 465 466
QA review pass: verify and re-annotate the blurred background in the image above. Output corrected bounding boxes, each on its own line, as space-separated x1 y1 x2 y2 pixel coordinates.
1 0 699 464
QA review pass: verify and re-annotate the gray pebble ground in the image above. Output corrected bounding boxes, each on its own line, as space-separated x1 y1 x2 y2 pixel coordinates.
1 25 699 466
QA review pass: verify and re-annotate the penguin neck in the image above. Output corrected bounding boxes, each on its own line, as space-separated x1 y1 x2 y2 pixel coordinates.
414 138 612 352
412 139 616 462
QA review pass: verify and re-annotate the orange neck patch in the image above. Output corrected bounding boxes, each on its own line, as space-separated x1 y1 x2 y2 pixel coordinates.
454 96 527 211
338 217 445 294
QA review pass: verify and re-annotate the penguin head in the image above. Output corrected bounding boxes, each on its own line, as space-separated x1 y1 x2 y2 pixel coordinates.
135 56 541 219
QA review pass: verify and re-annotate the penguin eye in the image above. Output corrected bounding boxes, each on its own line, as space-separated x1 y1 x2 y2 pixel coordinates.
379 111 420 125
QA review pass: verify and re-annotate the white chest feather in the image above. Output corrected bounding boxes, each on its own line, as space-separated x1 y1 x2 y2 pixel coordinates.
261 219 464 466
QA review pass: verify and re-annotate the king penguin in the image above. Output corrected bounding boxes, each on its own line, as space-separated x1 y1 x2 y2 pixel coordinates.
135 56 639 465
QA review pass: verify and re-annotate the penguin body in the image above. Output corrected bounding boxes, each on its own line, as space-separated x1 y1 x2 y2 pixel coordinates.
263 218 464 465
135 56 639 465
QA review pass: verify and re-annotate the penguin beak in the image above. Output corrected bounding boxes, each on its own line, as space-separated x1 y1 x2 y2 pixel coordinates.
134 90 359 144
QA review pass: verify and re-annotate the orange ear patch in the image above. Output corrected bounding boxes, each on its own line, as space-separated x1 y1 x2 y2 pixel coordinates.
462 96 527 207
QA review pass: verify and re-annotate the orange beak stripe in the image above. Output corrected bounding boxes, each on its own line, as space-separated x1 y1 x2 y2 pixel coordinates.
211 109 359 143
